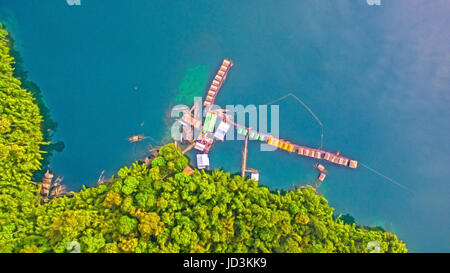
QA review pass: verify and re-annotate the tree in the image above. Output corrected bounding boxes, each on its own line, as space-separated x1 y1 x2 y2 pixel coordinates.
117 216 137 235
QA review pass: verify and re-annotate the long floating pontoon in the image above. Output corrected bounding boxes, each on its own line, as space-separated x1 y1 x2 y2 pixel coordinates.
211 112 358 169
193 58 234 153
268 137 358 168
203 58 233 107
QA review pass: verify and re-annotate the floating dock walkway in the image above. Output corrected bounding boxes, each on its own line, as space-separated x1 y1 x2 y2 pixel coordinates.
208 107 358 169
220 116 358 169
203 58 233 107
180 58 358 170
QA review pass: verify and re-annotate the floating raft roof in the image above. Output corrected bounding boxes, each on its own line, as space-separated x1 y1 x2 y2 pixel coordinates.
237 127 248 135
202 112 217 132
318 172 326 182
207 113 217 132
194 132 215 153
196 154 210 169
267 137 358 169
251 172 260 182
214 121 231 141
182 166 195 176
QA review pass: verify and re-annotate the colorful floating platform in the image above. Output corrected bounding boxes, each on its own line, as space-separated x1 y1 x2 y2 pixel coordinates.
186 58 358 169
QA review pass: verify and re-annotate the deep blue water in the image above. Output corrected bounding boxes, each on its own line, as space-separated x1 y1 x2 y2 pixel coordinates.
1 0 449 252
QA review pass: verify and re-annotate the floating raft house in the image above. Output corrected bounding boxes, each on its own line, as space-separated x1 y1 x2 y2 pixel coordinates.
196 154 210 169
202 112 218 133
214 121 231 141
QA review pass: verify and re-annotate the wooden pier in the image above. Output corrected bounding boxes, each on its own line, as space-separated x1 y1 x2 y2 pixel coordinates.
241 132 249 177
182 142 195 155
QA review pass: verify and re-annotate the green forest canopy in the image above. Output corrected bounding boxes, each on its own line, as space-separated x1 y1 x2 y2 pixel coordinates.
0 24 407 253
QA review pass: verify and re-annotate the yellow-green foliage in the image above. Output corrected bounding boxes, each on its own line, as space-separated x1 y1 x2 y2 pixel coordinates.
0 25 407 253
0 24 44 253
5 142 407 253
0 25 44 181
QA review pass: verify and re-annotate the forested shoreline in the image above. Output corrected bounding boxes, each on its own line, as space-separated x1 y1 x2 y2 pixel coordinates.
5 27 63 182
0 24 407 253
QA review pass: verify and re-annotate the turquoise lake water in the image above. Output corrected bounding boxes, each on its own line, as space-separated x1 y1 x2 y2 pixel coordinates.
1 0 448 252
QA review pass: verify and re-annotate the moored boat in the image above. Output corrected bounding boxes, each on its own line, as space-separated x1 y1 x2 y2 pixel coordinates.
315 163 326 173
317 172 326 182
128 134 145 143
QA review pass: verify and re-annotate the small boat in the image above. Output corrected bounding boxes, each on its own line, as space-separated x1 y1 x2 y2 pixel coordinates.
40 170 54 196
315 172 327 188
53 176 64 186
50 184 67 197
315 163 326 173
317 172 327 182
128 134 145 143
349 160 358 169
97 170 105 184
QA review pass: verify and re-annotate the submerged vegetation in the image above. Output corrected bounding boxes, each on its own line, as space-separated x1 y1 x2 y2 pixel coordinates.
175 65 209 105
0 24 407 253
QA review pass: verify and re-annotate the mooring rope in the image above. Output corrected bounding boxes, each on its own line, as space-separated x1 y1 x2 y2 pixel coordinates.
265 92 324 149
360 162 414 194
266 93 412 194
